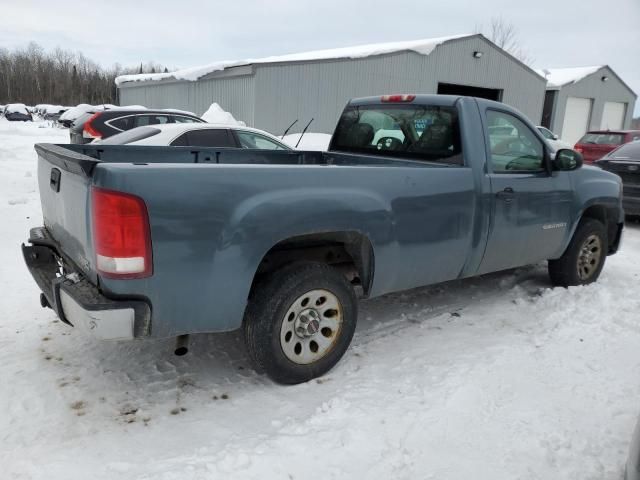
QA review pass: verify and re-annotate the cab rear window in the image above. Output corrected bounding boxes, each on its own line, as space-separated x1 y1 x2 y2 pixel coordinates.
330 104 463 165
578 133 625 145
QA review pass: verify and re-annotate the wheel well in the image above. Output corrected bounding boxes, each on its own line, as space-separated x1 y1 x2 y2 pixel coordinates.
254 232 374 296
581 205 618 252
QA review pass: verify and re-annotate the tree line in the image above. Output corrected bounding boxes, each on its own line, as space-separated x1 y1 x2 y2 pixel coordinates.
0 42 167 107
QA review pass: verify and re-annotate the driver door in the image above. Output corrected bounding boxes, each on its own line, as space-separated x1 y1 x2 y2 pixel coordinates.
477 109 573 274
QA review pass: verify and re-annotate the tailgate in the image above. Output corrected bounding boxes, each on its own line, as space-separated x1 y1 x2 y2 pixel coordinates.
35 144 100 283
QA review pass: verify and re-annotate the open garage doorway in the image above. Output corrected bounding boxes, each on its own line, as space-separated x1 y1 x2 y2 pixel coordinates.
437 82 502 101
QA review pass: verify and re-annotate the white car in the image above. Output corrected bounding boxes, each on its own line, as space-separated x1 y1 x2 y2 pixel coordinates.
98 123 292 150
537 126 572 151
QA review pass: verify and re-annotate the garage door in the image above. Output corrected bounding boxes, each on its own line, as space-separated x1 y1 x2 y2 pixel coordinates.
561 97 592 145
600 101 626 130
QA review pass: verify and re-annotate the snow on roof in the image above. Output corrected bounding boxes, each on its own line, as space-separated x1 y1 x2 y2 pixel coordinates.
536 66 603 89
115 34 474 86
5 103 29 114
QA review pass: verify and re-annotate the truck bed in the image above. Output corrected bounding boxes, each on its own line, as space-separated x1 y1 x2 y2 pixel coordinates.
36 143 451 177
33 142 479 338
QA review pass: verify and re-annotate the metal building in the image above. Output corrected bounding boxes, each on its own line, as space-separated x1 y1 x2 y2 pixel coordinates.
538 66 637 145
117 34 546 135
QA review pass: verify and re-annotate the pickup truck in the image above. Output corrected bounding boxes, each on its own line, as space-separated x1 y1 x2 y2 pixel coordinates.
22 94 624 384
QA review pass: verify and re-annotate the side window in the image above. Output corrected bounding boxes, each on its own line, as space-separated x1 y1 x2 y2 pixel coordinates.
135 115 171 127
170 133 189 146
109 116 134 131
537 127 554 140
173 116 202 124
487 110 545 173
235 131 287 150
331 104 463 165
173 129 235 147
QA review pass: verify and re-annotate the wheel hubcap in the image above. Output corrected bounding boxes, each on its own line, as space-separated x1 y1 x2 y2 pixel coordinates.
280 289 343 365
577 234 602 281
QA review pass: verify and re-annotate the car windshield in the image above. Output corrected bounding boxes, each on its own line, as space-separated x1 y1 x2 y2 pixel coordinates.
330 103 463 165
98 126 161 145
578 133 625 145
537 127 554 139
609 141 640 159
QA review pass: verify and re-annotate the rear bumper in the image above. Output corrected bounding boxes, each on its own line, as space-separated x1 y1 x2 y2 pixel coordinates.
22 227 151 340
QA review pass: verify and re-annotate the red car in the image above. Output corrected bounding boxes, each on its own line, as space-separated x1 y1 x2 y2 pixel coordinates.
574 130 640 163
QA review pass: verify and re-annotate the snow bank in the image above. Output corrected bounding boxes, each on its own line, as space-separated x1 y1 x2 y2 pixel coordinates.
115 34 472 86
201 103 245 125
283 132 332 150
537 66 603 88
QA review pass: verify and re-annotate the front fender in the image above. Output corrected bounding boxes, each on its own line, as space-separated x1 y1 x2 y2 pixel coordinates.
562 166 623 253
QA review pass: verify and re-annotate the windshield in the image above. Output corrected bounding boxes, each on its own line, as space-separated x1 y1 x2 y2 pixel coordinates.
98 126 161 145
609 141 640 159
578 132 625 145
330 104 463 165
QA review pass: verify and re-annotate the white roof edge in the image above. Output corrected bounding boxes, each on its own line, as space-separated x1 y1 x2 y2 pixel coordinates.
535 65 605 89
115 34 475 86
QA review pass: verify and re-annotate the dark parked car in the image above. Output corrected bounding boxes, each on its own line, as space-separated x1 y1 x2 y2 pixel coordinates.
69 109 205 144
596 140 640 216
575 130 640 163
3 104 33 122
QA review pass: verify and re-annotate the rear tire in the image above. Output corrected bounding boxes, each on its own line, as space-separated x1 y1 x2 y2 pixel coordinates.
548 218 607 287
243 262 358 384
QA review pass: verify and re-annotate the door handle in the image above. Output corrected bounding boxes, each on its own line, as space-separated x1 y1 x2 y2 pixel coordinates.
50 168 61 193
496 187 515 202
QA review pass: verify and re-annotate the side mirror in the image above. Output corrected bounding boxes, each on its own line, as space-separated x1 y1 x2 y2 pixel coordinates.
554 148 583 171
552 134 559 140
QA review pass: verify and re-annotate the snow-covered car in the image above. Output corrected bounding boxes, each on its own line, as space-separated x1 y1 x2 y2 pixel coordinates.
537 126 572 151
58 103 118 128
3 103 32 122
99 123 293 150
40 105 69 121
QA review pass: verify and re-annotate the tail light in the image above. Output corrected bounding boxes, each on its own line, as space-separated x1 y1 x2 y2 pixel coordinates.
92 187 152 278
83 112 103 139
381 94 416 103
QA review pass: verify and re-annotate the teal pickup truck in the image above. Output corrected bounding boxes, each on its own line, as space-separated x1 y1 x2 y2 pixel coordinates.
22 94 624 384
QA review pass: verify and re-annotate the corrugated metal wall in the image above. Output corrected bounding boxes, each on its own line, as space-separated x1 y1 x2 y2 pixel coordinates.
119 74 255 124
118 35 546 136
254 35 545 134
547 67 637 138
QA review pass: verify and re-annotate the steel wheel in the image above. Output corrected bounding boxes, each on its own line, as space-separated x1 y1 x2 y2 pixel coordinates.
279 289 343 365
577 234 602 281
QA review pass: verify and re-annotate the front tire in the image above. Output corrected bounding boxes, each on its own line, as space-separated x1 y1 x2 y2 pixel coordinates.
243 262 358 384
548 218 607 287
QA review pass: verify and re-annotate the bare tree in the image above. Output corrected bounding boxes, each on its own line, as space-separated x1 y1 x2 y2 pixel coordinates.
476 17 533 66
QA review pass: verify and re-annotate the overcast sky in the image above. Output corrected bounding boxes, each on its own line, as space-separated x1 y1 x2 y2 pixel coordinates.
2 0 639 115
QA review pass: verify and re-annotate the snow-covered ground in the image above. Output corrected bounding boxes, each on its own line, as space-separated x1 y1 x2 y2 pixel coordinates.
1 118 639 480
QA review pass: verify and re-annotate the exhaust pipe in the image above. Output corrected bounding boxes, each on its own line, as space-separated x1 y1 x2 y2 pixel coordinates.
174 334 189 356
